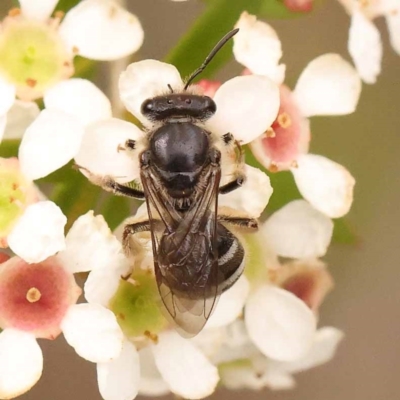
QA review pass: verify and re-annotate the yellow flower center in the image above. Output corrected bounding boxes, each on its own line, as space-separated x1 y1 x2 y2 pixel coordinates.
0 16 73 100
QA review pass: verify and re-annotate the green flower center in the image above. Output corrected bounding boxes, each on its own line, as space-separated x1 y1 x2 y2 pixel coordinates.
0 167 27 238
110 271 168 338
0 19 72 100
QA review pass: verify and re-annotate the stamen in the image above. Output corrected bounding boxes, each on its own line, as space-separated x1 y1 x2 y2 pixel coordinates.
265 127 276 138
277 112 292 129
144 330 159 344
26 287 42 303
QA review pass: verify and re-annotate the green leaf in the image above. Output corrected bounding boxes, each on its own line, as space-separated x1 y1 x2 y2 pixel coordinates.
101 195 131 231
0 140 19 158
55 0 81 12
165 0 265 79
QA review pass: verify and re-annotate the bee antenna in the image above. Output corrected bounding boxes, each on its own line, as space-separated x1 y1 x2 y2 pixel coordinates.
183 28 239 90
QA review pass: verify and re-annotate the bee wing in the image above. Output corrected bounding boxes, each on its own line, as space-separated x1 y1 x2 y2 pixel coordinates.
141 165 221 337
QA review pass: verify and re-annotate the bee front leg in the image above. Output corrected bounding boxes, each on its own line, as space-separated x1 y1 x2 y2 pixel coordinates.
76 165 145 200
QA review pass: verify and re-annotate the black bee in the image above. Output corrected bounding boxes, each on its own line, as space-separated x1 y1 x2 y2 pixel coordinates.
82 29 258 336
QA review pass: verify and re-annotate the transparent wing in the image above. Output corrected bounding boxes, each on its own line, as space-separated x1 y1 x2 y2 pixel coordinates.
140 164 221 336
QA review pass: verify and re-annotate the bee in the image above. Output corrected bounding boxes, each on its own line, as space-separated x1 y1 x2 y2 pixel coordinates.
82 29 258 336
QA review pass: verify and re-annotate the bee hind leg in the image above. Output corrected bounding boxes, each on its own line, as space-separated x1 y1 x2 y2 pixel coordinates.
218 215 258 230
122 219 151 256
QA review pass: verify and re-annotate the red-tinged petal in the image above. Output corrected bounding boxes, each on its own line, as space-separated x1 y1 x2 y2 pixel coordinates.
0 256 81 339
284 0 313 13
250 85 310 171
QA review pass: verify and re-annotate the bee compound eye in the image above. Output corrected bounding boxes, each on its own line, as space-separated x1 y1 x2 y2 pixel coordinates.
141 99 154 115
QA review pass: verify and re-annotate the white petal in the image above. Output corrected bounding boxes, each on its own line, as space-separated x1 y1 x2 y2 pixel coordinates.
19 0 58 21
0 76 16 117
19 109 85 180
75 118 143 183
293 54 361 117
97 339 140 400
219 165 272 218
58 211 123 273
0 114 6 143
138 346 170 396
3 101 40 140
276 327 344 374
233 12 285 83
152 331 219 399
207 75 279 144
59 0 144 60
348 12 382 84
84 256 130 306
292 154 355 218
8 201 66 263
119 60 183 124
0 329 43 399
261 200 333 259
61 303 123 363
386 11 400 55
206 276 249 329
44 79 112 126
245 286 316 361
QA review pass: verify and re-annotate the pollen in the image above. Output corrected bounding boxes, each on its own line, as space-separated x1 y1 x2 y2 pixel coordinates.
277 112 292 129
144 330 159 344
265 127 276 138
8 8 21 17
26 287 42 303
26 78 37 88
54 11 65 20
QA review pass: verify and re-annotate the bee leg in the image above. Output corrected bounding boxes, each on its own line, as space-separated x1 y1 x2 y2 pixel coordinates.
122 219 151 256
218 215 258 230
76 165 145 199
219 175 245 194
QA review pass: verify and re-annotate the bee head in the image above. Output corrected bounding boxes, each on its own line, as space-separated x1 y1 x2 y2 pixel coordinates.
141 94 216 122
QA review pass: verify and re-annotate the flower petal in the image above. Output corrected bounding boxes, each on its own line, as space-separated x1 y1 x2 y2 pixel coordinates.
291 154 355 218
348 11 382 84
245 285 316 361
3 101 40 140
261 200 333 259
75 118 143 183
8 201 66 263
275 327 344 373
152 330 219 399
84 258 130 306
138 346 170 396
218 165 272 218
0 329 43 399
44 79 112 126
58 211 124 273
233 12 285 83
59 0 144 61
97 339 140 400
0 115 6 143
206 276 249 329
0 76 16 117
19 0 58 21
61 303 123 363
386 11 400 55
19 109 85 180
207 75 280 144
119 60 183 124
293 54 361 117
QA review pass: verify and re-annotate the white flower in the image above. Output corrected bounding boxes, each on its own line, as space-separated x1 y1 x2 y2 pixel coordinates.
0 0 143 142
233 12 359 218
338 0 400 83
0 211 127 398
215 321 344 391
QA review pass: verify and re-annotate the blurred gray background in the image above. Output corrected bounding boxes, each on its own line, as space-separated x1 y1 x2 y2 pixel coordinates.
2 0 400 399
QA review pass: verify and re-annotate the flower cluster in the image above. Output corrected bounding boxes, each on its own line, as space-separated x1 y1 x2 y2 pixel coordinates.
0 2 372 400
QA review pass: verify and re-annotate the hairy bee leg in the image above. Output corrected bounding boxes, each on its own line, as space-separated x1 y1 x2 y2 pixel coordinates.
219 133 246 194
122 219 151 256
218 215 258 229
76 165 145 199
